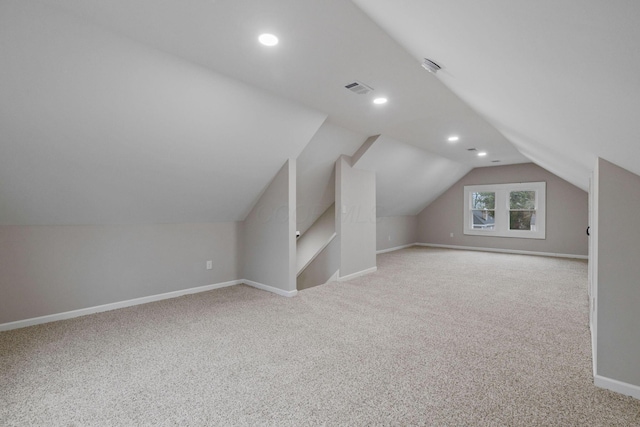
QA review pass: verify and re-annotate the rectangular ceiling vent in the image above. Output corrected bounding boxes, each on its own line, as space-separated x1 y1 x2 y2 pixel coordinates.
345 81 373 95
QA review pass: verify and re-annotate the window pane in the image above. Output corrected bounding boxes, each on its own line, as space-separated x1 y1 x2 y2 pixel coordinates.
510 211 537 230
509 191 536 209
472 210 495 229
472 192 495 210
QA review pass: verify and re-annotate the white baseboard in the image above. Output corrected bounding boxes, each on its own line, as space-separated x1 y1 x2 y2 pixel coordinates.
415 243 588 260
376 243 415 254
594 375 640 399
338 266 377 282
243 279 298 298
0 280 242 332
1 278 302 332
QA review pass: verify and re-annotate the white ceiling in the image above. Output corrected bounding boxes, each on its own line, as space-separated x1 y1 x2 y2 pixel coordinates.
4 0 623 225
354 135 471 217
0 1 325 225
38 0 526 166
351 0 640 190
296 121 366 235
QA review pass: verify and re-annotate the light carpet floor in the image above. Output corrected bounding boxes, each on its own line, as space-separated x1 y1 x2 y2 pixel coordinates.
1 247 639 426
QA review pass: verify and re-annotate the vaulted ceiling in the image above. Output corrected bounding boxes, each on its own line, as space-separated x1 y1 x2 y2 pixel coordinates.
352 0 640 190
0 1 325 225
2 0 636 226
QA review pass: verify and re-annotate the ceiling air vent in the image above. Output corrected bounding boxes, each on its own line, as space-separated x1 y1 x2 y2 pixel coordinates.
421 58 441 74
467 148 477 152
345 81 373 95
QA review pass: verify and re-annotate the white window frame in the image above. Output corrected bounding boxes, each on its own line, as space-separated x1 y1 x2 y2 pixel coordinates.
463 182 546 239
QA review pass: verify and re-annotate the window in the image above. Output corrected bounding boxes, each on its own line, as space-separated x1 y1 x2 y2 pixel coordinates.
463 182 546 239
471 191 495 230
509 190 537 231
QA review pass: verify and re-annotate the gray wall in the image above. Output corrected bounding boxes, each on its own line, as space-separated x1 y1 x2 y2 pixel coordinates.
336 156 376 277
596 158 640 386
297 236 339 291
376 216 418 251
417 163 588 256
242 159 296 292
296 203 335 273
296 121 364 236
0 222 242 324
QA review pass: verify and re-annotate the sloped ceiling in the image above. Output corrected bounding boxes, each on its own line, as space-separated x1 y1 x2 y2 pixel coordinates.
351 0 640 190
296 121 366 235
37 0 526 166
0 1 325 225
354 136 471 217
5 0 572 226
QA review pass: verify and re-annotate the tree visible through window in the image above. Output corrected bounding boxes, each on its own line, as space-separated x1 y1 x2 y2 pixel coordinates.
463 182 546 239
509 191 537 231
471 192 495 229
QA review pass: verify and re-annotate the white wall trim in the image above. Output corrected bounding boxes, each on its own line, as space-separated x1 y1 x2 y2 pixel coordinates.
338 266 377 281
589 165 599 377
463 182 547 240
376 243 415 254
594 375 640 400
243 279 298 297
415 243 588 260
0 280 242 332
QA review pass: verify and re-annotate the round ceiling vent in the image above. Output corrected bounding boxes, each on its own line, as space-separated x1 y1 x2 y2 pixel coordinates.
421 58 441 74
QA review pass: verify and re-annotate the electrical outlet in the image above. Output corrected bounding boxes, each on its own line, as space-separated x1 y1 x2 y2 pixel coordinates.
388 234 391 241
450 232 454 238
206 260 213 270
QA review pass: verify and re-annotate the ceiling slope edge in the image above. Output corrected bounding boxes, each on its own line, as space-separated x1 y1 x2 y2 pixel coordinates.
0 1 328 225
295 120 367 234
497 129 591 191
239 118 328 223
355 134 472 217
352 135 381 167
352 0 596 190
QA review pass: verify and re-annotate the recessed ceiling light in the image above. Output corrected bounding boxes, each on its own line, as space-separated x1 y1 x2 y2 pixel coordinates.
373 97 388 105
448 136 459 142
258 33 278 46
477 151 487 157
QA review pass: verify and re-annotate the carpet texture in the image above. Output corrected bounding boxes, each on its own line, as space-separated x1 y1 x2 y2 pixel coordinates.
1 247 639 426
